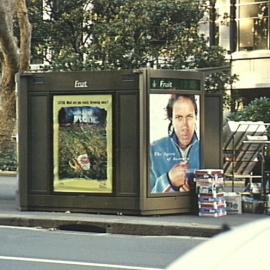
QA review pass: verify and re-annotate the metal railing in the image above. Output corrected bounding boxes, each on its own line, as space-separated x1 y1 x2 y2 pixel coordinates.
223 121 270 193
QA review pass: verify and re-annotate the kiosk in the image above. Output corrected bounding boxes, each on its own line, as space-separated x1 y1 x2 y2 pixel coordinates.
17 69 222 215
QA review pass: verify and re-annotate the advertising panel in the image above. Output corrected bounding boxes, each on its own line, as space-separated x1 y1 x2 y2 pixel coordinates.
53 95 113 193
149 93 201 194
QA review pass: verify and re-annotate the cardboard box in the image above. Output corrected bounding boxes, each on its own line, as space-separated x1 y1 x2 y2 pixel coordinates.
224 192 242 214
242 199 265 214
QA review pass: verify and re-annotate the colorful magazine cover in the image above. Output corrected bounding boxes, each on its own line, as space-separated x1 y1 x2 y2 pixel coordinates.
53 95 113 193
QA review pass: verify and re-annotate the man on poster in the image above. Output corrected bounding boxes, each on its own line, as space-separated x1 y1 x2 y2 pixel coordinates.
150 94 200 193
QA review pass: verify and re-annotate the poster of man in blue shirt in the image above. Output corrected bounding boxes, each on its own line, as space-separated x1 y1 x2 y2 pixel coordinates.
150 94 201 193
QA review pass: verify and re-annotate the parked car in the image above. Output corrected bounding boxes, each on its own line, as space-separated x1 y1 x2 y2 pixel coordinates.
167 217 270 270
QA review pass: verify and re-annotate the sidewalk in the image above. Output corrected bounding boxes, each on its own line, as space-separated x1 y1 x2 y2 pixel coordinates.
0 174 268 237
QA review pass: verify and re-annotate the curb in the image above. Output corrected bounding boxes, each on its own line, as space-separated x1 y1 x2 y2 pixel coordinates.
0 213 224 237
0 171 17 177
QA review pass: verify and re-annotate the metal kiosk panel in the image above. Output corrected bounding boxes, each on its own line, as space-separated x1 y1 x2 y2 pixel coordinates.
16 69 222 215
141 69 204 214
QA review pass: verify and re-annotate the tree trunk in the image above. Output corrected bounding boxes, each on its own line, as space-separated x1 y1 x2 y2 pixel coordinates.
17 0 32 71
0 0 31 154
0 0 19 103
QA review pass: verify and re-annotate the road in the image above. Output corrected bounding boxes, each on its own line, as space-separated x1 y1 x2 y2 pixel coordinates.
0 175 206 269
0 225 206 270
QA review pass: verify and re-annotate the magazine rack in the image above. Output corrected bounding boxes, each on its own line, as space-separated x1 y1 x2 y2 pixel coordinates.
223 121 270 192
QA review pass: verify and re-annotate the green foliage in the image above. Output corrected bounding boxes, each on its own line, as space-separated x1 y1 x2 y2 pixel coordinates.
87 0 207 70
26 0 232 94
59 123 107 180
0 142 17 172
227 97 270 123
29 0 227 74
28 0 89 69
27 0 231 94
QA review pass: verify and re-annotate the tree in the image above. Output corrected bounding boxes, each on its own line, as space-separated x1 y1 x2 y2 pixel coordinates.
33 2 217 66
87 0 207 69
29 0 94 71
32 0 232 94
0 0 31 153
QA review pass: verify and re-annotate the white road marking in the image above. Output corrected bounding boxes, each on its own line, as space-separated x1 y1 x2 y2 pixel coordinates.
0 255 163 270
0 225 45 231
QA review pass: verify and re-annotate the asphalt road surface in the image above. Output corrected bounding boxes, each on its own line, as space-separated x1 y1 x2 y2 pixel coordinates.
0 225 206 270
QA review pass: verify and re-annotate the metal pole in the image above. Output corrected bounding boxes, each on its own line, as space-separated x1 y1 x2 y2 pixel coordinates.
209 0 217 46
230 0 237 52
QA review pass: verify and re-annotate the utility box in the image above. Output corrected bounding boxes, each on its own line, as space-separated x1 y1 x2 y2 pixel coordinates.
16 69 222 215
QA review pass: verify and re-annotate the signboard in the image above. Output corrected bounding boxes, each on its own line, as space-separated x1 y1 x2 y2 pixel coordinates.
150 78 201 91
53 95 113 193
149 93 201 194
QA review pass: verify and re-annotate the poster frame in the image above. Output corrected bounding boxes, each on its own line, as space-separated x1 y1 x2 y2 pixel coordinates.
52 94 113 194
145 69 205 199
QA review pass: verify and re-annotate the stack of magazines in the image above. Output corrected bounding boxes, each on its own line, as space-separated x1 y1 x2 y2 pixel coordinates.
195 169 227 217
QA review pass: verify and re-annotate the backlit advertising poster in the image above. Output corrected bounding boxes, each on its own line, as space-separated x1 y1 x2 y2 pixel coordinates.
149 93 201 194
53 95 113 193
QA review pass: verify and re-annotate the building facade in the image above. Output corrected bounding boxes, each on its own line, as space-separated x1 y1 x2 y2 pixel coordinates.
205 0 270 105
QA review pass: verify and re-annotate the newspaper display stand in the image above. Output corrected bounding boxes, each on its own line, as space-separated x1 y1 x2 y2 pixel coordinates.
223 121 268 191
195 169 227 217
16 69 223 215
223 121 270 213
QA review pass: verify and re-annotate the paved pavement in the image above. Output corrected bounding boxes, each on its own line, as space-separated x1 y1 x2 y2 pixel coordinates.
0 173 269 237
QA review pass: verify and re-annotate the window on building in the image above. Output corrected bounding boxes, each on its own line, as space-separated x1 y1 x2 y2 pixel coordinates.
208 0 270 52
198 0 230 48
202 0 233 51
237 0 269 51
215 0 231 50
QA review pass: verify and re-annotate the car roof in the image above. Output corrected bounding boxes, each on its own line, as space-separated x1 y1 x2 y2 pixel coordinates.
167 217 270 270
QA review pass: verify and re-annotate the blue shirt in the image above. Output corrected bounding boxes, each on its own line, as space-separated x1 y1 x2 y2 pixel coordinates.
150 133 200 193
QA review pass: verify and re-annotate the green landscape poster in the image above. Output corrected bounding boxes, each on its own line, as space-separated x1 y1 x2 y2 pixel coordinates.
53 95 113 193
